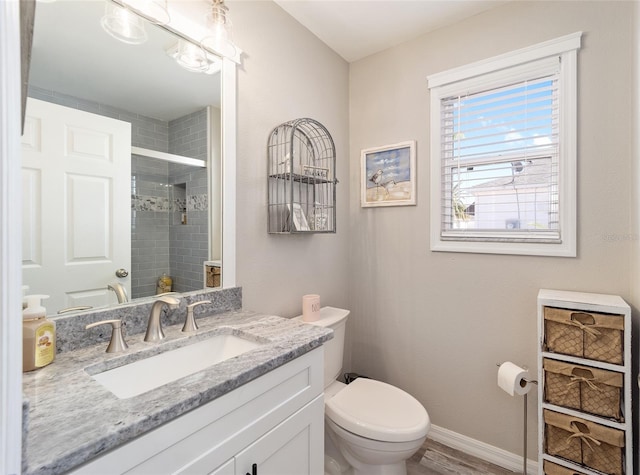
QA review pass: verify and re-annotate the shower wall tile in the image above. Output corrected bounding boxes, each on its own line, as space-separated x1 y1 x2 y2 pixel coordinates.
131 154 172 299
188 195 208 211
168 109 210 293
169 109 208 161
132 196 171 212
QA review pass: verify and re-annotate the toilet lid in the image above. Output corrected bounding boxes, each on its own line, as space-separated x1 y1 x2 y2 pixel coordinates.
325 378 430 443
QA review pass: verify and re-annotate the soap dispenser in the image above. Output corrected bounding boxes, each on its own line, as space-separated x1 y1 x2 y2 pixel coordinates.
23 294 55 372
156 272 173 294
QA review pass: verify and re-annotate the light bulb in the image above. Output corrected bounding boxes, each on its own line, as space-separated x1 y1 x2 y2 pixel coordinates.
201 0 237 58
174 40 211 73
101 2 147 45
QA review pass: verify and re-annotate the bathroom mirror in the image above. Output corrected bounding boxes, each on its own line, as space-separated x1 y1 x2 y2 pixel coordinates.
23 0 228 314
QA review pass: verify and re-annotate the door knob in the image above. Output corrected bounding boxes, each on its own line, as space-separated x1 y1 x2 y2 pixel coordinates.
115 268 129 278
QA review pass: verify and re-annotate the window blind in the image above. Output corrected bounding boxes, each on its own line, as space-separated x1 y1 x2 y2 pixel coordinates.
440 66 561 242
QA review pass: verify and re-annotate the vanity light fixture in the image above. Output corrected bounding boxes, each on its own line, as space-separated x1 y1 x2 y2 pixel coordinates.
201 0 237 59
166 40 213 73
101 1 148 45
121 0 170 26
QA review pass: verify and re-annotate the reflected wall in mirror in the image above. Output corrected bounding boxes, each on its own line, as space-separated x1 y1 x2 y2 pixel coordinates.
22 0 223 314
130 152 209 298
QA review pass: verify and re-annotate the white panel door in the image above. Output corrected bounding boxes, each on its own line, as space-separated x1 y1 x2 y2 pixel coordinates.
22 98 131 313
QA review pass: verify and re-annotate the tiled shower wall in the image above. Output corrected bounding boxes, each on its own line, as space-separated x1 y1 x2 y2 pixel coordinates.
131 156 171 297
28 86 210 298
168 110 209 293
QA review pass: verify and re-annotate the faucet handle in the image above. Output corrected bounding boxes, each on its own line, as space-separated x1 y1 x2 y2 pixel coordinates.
182 300 212 333
156 295 180 307
85 319 128 353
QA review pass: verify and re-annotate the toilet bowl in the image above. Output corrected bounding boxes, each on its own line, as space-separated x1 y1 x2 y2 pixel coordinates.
325 378 430 475
295 307 430 475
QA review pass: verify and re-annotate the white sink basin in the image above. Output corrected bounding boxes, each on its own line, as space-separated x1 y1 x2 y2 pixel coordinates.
90 334 263 399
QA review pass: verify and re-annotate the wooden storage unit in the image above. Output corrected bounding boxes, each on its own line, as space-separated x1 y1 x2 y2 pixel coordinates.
538 290 632 475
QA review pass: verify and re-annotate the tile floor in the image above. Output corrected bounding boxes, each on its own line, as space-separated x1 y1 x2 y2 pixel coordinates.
407 439 516 475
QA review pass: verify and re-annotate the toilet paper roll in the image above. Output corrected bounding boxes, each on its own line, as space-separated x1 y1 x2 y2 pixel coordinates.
302 294 320 322
497 362 532 396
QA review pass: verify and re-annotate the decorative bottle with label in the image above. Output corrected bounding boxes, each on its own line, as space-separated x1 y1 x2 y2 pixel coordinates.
23 295 55 372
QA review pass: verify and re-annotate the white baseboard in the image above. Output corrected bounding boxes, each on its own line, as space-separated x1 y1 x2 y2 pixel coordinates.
428 424 539 474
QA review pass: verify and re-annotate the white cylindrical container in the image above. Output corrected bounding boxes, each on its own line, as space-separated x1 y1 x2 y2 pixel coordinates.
302 294 321 322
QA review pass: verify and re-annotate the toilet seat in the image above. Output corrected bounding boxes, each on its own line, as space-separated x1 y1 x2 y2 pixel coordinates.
325 378 429 443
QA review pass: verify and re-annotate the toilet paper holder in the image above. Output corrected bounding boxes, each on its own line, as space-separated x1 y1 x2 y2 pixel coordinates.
495 362 538 385
496 363 537 475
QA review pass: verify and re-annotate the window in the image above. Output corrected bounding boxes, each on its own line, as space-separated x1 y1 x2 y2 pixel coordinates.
428 33 581 257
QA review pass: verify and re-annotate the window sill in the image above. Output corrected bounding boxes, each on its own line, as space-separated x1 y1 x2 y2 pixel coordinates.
430 238 576 257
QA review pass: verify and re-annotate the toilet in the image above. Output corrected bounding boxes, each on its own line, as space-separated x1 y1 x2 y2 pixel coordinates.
296 307 430 475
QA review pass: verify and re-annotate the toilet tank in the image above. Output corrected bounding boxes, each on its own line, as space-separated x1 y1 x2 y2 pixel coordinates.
295 307 349 387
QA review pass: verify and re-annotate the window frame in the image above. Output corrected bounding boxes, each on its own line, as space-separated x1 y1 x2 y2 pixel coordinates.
427 32 581 257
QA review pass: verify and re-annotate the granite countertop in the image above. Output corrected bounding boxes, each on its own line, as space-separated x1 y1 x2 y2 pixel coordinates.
22 309 332 475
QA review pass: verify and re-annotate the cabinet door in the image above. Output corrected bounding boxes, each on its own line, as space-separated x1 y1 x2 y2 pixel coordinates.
235 396 324 475
209 458 234 475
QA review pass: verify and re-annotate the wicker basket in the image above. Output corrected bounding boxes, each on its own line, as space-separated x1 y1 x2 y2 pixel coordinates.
205 265 221 288
544 359 623 421
544 410 624 475
544 307 624 364
543 460 590 475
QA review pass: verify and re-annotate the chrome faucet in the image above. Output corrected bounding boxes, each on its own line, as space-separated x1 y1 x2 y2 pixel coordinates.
144 295 180 342
182 300 212 333
108 282 129 304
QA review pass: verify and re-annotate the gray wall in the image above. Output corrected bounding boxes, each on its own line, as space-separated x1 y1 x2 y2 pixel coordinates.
348 0 637 458
230 1 351 318
215 0 639 461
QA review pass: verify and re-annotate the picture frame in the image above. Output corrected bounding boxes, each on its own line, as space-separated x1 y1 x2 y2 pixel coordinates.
361 140 416 207
290 203 310 231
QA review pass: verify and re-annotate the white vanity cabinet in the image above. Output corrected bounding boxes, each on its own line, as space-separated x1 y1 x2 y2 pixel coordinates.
68 348 324 475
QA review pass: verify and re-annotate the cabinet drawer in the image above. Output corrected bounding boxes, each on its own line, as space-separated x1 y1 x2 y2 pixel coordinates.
543 307 624 364
544 409 625 475
543 460 590 475
543 359 624 421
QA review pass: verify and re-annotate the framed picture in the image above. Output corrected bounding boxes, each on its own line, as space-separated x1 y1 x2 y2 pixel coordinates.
361 140 416 207
290 203 310 231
